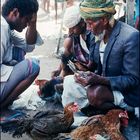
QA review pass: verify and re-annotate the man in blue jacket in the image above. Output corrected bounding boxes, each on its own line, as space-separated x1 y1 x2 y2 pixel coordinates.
62 0 139 117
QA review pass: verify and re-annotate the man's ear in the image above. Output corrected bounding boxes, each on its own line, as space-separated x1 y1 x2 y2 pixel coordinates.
9 8 19 19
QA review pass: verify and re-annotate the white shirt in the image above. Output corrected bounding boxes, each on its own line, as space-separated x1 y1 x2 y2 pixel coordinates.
99 40 107 64
80 35 89 54
1 16 14 82
0 16 41 82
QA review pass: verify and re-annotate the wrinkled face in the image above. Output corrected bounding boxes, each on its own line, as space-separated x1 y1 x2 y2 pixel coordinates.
8 8 32 32
85 18 106 36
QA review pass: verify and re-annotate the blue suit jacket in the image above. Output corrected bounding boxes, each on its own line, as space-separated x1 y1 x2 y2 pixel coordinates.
92 21 139 107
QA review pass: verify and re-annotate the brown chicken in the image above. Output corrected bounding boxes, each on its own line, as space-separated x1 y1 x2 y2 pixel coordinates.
12 102 78 138
70 109 129 140
34 79 48 96
35 78 63 97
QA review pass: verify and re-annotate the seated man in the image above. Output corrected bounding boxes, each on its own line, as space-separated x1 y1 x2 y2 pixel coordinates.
51 5 96 78
62 0 139 117
0 0 41 108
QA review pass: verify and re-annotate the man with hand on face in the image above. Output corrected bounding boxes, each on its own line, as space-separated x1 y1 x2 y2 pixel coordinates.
0 0 42 108
62 0 139 117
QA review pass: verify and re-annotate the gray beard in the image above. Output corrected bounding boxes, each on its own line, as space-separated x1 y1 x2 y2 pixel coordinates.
95 30 106 42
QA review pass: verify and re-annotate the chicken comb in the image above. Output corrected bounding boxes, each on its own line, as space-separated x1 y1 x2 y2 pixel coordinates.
73 102 78 106
118 110 129 120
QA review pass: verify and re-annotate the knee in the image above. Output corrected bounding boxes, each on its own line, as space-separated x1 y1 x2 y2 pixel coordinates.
87 85 107 107
29 59 40 76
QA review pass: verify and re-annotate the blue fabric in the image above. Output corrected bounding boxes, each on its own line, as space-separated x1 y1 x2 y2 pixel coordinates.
0 109 26 134
135 0 139 18
0 59 40 103
12 47 26 62
28 58 40 75
93 21 139 107
0 110 26 124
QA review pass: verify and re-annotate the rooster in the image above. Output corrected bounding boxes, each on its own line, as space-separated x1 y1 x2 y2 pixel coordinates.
70 109 128 140
11 102 78 138
35 78 63 98
54 109 128 140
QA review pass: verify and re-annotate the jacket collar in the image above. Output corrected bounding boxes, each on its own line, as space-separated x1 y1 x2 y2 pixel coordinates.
103 20 121 65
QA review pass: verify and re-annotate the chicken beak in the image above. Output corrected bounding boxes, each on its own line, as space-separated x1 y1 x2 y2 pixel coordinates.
73 103 81 112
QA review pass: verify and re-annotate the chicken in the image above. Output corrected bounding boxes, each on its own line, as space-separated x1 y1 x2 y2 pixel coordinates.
12 102 79 138
34 79 48 96
70 109 128 140
35 79 48 87
35 77 63 98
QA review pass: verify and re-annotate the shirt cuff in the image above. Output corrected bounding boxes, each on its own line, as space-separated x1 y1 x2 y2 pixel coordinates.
35 32 44 46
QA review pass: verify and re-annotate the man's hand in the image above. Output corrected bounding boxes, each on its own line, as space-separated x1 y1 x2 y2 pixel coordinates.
74 71 110 87
74 71 92 87
27 13 37 26
26 13 37 44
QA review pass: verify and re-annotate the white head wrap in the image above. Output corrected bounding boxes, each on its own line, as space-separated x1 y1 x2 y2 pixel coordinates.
63 5 81 28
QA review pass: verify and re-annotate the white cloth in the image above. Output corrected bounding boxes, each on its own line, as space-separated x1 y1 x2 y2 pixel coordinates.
63 5 81 28
80 35 89 54
113 91 134 111
62 75 88 109
73 111 88 126
99 40 107 64
9 84 45 110
113 90 139 118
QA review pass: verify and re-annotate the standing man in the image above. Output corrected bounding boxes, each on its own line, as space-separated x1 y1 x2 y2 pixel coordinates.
62 0 139 117
1 0 41 108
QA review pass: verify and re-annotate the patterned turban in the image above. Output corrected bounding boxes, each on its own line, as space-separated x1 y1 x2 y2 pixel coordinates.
79 0 116 20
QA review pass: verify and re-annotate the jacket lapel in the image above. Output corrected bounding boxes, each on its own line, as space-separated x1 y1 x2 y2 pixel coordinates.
102 21 121 74
94 41 103 74
94 41 100 63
